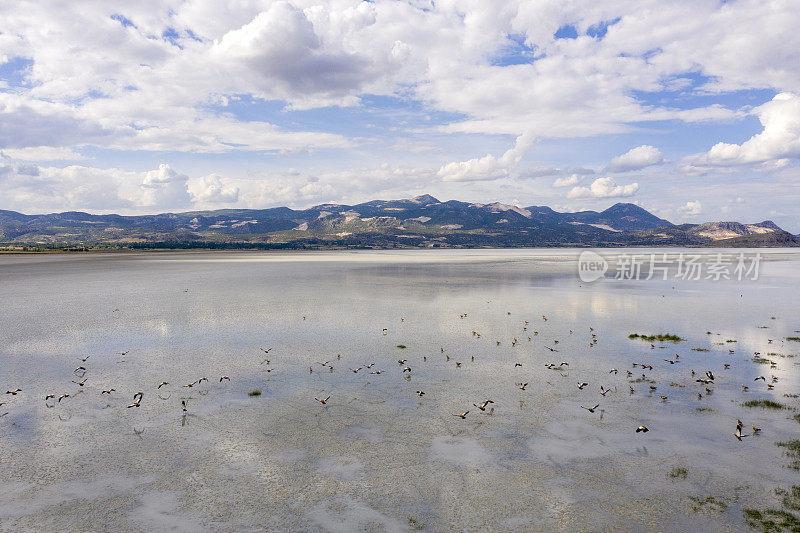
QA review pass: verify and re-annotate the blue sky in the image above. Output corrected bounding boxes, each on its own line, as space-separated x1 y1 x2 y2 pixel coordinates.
0 0 798 230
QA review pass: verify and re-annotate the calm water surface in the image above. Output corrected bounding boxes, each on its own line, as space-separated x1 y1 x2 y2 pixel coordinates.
1 249 799 532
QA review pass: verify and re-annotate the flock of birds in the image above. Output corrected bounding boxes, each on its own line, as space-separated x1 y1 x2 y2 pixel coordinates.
0 308 792 447
0 351 234 425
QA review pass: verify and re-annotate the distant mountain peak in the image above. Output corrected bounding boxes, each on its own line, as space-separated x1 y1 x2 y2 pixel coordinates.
410 194 439 205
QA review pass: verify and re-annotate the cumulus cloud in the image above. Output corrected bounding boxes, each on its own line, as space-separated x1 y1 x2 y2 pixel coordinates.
567 177 639 199
189 174 240 205
678 200 703 216
684 92 800 167
608 145 664 172
0 163 195 213
438 132 535 182
137 164 192 209
210 2 384 107
553 174 582 187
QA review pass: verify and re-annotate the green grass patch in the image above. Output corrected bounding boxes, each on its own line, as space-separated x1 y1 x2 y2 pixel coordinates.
743 508 800 531
776 486 800 512
777 440 800 470
669 466 688 479
248 390 262 397
743 400 785 410
689 496 728 514
407 517 425 530
628 333 685 342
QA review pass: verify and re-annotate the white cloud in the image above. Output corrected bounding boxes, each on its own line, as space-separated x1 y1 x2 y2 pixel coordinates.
209 2 388 108
678 200 702 216
684 92 800 167
553 173 582 187
608 145 664 172
0 163 193 213
1 146 86 161
438 132 535 182
133 164 193 209
189 174 240 205
567 177 639 199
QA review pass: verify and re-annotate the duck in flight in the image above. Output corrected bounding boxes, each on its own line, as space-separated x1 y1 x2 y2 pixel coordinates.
473 400 494 411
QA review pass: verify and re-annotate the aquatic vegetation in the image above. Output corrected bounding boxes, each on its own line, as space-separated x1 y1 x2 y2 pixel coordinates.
777 440 800 470
726 339 738 343
743 486 800 529
407 517 425 530
396 344 407 349
669 466 689 479
794 413 800 425
786 337 800 342
628 333 685 342
776 486 800 511
785 394 800 399
743 400 785 409
689 496 728 513
753 356 772 364
692 348 710 352
248 390 262 397
743 508 800 531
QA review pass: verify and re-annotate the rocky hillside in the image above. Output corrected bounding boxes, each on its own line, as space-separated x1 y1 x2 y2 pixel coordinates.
0 196 795 249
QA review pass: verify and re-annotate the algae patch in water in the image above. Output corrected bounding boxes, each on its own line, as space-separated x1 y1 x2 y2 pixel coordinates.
628 333 685 342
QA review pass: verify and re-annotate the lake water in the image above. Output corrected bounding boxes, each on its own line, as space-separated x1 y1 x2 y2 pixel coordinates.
1 249 799 532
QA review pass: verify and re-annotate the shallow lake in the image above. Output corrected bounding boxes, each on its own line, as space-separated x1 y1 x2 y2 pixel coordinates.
1 249 799 531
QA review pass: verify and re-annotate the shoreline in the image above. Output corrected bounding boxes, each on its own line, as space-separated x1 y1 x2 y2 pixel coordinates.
2 243 799 254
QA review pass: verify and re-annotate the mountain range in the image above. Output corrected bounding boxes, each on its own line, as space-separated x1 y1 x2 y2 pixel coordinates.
0 195 796 250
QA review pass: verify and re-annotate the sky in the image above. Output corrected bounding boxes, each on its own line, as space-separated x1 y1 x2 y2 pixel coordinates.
1 0 799 230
